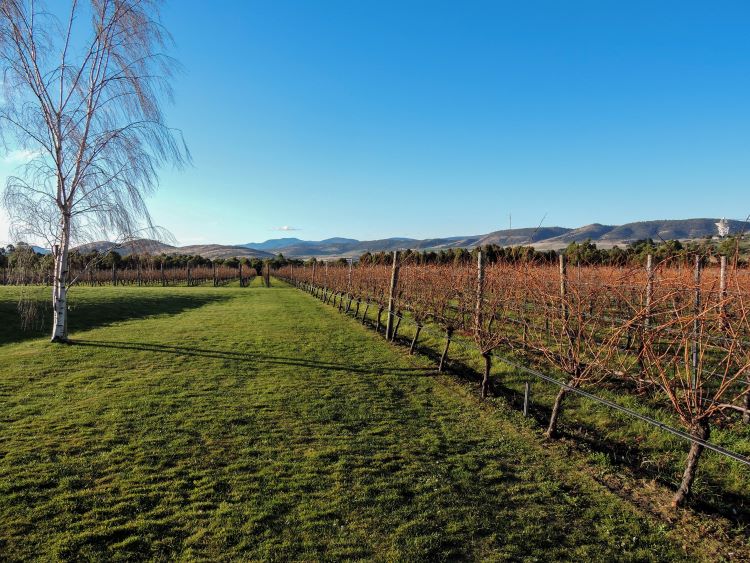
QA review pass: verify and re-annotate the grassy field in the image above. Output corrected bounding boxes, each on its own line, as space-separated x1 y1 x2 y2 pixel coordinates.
354 299 750 521
0 281 746 560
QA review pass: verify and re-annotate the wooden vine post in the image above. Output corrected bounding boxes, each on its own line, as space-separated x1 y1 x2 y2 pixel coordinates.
546 253 569 437
719 255 727 329
691 254 701 392
476 250 492 399
475 249 484 339
348 259 353 295
560 253 568 322
645 254 654 332
385 250 400 340
636 254 655 390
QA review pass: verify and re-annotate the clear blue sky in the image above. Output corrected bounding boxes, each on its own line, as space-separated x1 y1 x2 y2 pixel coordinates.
3 0 750 245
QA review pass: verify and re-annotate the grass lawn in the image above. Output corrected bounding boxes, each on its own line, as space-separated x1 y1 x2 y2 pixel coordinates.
359 299 750 524
0 281 741 560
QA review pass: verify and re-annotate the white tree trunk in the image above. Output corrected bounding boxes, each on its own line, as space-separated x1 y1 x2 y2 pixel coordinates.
51 214 71 342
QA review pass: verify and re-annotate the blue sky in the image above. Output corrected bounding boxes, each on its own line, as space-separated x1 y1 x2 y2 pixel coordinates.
2 0 750 245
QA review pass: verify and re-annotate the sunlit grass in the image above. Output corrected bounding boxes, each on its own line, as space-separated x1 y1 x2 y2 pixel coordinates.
0 283 732 559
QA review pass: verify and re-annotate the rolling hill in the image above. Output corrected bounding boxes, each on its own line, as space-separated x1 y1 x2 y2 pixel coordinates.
73 239 274 259
241 218 748 258
63 218 749 260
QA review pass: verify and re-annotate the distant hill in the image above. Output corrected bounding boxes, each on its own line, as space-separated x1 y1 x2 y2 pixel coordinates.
74 239 274 259
539 224 616 246
599 219 750 242
238 218 750 258
74 239 177 255
64 218 750 261
242 237 361 252
477 227 571 247
243 237 305 251
176 244 274 260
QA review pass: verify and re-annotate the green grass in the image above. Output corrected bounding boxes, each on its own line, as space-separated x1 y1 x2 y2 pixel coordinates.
0 282 739 560
369 302 750 522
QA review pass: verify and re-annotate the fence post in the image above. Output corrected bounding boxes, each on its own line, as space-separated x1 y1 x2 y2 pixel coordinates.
187 265 191 287
545 253 571 437
645 254 654 331
719 255 728 327
161 262 165 287
112 264 116 286
239 263 243 287
475 249 484 338
691 255 701 391
385 251 400 340
348 259 353 295
559 253 568 321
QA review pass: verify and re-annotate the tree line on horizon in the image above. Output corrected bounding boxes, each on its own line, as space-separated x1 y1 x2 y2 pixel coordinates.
3 234 746 277
0 244 301 276
355 236 747 267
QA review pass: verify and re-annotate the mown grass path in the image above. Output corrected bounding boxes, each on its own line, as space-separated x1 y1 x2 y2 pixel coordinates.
0 283 691 560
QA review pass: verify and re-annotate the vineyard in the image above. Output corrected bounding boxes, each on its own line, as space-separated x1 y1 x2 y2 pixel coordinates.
0 263 258 287
277 254 750 508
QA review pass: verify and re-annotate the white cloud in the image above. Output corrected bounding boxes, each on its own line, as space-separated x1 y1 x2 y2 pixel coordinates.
272 225 300 231
2 149 40 164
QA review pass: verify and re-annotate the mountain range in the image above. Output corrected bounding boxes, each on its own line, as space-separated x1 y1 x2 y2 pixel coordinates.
243 218 749 258
70 218 748 260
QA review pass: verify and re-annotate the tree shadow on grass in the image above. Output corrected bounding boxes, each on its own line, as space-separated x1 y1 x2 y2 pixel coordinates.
0 293 231 346
71 340 435 378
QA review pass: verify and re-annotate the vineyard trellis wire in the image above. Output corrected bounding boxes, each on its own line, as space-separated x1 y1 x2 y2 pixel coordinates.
277 252 750 509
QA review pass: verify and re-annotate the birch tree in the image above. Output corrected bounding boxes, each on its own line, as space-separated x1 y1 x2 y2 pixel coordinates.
0 0 187 341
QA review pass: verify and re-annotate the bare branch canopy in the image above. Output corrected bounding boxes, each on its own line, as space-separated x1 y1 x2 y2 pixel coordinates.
0 0 188 341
